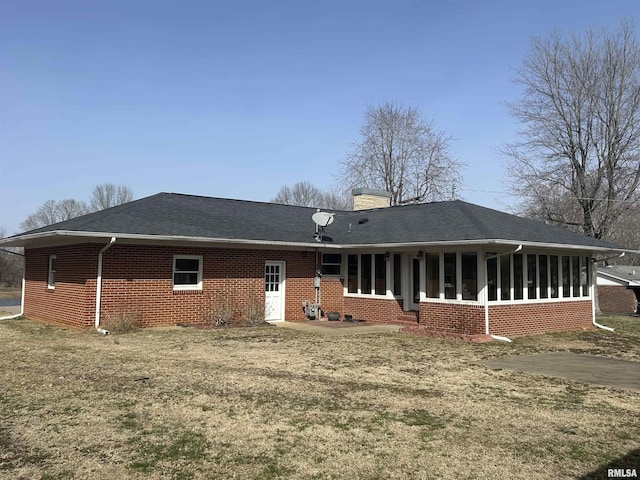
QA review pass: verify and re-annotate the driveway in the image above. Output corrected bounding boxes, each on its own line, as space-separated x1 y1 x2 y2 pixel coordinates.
483 352 640 392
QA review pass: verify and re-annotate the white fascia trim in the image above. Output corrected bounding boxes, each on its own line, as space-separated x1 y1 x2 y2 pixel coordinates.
1 230 635 254
328 239 631 253
1 230 338 249
596 271 640 287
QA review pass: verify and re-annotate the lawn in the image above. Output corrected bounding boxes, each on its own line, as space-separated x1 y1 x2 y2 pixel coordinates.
0 315 638 479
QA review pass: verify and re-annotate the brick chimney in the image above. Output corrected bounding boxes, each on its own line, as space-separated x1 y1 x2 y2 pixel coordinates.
352 188 392 210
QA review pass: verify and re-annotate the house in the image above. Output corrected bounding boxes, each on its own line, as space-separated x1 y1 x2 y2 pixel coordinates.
597 266 640 315
0 189 631 339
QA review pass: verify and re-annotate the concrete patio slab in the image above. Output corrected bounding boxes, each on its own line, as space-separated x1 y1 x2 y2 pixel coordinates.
483 352 640 392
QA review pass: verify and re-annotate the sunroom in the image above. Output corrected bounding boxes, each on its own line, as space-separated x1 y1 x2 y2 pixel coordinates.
322 246 594 337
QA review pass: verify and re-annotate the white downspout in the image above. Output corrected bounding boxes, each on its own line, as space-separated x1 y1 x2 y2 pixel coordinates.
485 245 522 343
0 258 26 321
591 279 614 332
95 237 116 335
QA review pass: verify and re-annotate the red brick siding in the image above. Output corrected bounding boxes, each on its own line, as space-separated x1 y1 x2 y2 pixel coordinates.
419 302 486 335
488 300 592 337
24 245 99 329
24 244 321 328
23 244 598 337
319 277 344 317
597 286 637 314
343 296 405 324
99 245 317 327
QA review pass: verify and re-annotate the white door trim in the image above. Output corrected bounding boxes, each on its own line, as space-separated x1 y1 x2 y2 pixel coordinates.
264 261 286 322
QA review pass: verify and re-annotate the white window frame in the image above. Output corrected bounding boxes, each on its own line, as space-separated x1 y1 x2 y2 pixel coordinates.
48 255 56 289
487 251 591 304
343 252 395 299
321 253 342 277
173 255 203 291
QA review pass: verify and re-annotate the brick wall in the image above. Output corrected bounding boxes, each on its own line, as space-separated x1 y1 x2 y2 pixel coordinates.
419 302 485 335
343 296 405 324
319 277 345 317
24 243 323 328
24 245 99 329
23 243 600 336
99 245 318 327
488 300 593 337
597 286 638 314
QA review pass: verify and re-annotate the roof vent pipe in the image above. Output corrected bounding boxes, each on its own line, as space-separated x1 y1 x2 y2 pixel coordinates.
95 237 116 335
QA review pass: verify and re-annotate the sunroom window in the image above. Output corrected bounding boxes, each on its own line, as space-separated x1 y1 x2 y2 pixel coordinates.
461 252 478 301
425 254 440 298
443 253 456 299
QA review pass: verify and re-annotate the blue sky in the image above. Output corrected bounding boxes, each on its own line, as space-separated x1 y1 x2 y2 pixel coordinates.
1 0 638 234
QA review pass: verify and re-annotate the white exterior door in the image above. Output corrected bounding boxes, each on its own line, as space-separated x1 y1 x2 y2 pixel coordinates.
264 261 285 321
403 254 421 311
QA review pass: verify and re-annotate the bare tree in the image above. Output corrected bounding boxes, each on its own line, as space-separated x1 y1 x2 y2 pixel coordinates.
272 182 325 207
90 183 133 211
607 208 640 265
20 199 89 231
0 227 23 287
339 102 462 205
505 21 640 240
20 183 134 231
272 181 352 210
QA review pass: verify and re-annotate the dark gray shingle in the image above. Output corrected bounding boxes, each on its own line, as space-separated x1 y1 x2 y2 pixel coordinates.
9 192 623 250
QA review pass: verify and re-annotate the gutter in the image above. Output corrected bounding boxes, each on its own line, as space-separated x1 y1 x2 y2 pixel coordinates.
94 237 116 335
484 245 522 342
0 260 25 321
591 281 614 332
0 230 634 255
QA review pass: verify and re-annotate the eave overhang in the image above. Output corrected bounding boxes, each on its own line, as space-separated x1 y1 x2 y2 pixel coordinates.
597 270 640 287
0 230 634 255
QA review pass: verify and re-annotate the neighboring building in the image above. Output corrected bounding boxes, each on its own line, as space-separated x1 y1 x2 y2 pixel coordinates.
597 266 640 315
0 190 630 338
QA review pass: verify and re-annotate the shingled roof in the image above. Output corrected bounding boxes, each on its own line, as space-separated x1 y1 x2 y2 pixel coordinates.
1 192 626 251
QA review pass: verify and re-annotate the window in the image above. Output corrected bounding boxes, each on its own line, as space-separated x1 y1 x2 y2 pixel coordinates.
265 264 280 292
572 256 580 297
562 256 571 298
527 254 537 299
513 254 523 300
374 254 387 295
321 253 342 276
425 254 440 298
347 255 358 293
346 253 389 296
48 255 57 289
393 254 402 296
444 253 456 299
487 255 497 301
581 256 590 297
173 255 202 290
550 256 559 298
360 254 372 294
539 255 548 299
461 253 477 301
500 254 511 301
